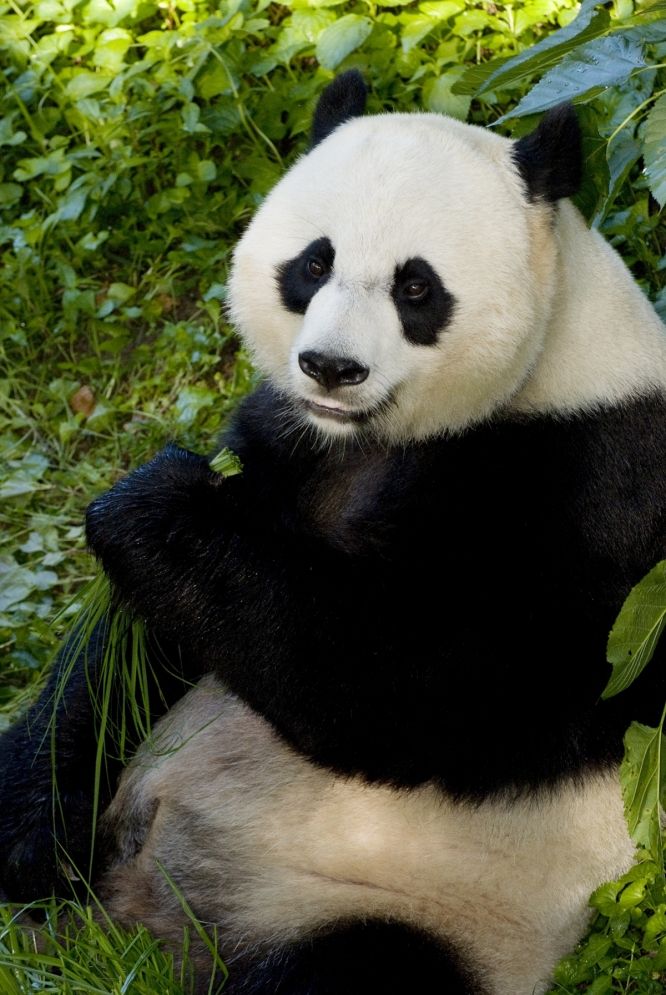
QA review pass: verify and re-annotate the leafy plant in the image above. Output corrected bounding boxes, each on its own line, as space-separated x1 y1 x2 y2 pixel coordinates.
0 0 664 991
550 860 666 994
455 0 666 304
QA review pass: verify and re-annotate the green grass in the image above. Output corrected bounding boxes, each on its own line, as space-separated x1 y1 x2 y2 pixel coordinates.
1 0 665 990
0 900 224 994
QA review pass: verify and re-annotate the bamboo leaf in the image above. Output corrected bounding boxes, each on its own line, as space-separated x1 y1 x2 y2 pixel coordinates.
603 560 666 699
644 93 666 208
496 35 646 122
453 0 610 96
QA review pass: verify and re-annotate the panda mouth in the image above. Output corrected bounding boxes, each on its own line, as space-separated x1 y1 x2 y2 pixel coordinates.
303 399 371 424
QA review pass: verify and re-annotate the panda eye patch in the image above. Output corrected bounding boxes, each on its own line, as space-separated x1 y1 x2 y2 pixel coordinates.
391 257 455 347
278 237 335 315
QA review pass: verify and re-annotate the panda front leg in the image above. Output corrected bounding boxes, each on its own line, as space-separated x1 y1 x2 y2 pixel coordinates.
0 437 303 903
228 921 484 995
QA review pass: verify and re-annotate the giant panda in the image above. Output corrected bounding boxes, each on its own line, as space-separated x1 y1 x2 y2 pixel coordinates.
1 71 665 994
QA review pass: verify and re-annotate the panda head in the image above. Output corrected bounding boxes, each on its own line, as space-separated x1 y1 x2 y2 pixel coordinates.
228 71 583 442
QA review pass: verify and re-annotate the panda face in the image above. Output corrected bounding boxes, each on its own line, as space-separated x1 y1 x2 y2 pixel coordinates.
228 112 560 442
228 76 666 442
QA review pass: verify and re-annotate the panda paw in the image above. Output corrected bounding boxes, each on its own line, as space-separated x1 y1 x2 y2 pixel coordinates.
0 789 95 904
85 444 228 612
86 444 216 554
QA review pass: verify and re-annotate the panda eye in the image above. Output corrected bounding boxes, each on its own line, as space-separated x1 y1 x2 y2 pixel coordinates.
403 280 429 302
307 258 328 279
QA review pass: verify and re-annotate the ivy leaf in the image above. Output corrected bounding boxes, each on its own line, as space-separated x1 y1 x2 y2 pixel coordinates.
644 93 666 208
453 0 610 96
496 35 646 122
315 15 372 70
603 560 666 699
620 720 666 864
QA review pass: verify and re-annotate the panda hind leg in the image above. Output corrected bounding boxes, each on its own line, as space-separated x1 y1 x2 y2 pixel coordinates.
226 919 487 995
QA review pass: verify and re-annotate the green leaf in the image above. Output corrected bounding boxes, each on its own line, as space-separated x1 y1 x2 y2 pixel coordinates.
424 69 471 121
603 560 666 699
514 0 557 37
452 8 492 36
0 116 26 147
45 187 88 228
586 976 613 995
418 1 464 19
92 27 132 72
453 0 610 96
0 452 49 498
576 932 613 970
315 15 373 70
0 183 23 208
108 282 135 303
620 719 666 863
173 385 216 426
66 70 114 100
196 62 230 100
606 132 642 208
196 159 216 183
401 15 437 54
616 876 649 909
644 907 666 946
644 94 666 209
496 35 646 122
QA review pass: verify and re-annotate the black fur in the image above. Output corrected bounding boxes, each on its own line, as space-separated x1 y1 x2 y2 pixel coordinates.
0 622 188 901
391 257 456 345
311 70 367 148
2 384 664 906
226 920 486 995
512 103 582 202
77 385 665 796
278 237 334 315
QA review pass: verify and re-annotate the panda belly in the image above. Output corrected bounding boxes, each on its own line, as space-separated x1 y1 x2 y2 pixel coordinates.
100 677 634 995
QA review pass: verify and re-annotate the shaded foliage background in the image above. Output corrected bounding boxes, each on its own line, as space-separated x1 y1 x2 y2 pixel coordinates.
0 0 665 990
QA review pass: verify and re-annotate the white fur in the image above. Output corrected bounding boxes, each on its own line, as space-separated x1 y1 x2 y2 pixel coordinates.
228 113 666 441
102 678 634 995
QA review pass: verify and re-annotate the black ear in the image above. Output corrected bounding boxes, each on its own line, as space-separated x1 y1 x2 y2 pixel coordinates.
512 104 582 203
311 70 368 148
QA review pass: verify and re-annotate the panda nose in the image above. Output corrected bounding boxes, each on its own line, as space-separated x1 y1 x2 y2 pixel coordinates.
298 351 369 391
